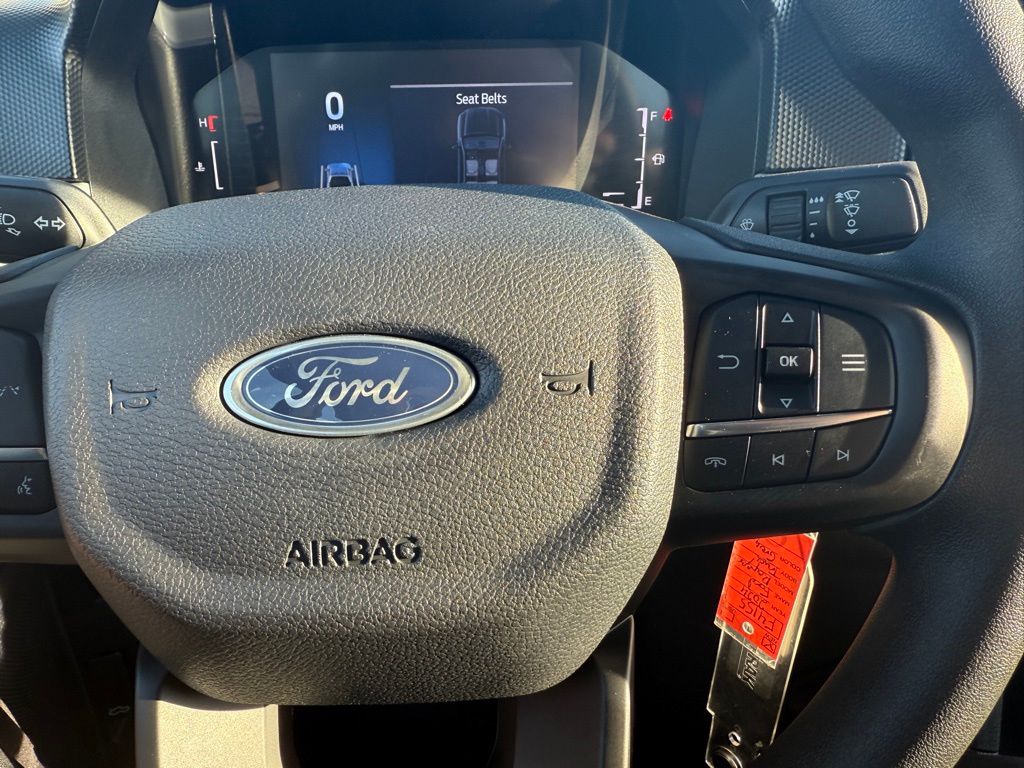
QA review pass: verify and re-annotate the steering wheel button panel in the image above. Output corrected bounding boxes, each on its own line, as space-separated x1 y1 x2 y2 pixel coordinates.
0 462 54 514
683 436 749 491
818 307 895 412
685 292 898 490
0 329 45 447
688 295 758 421
683 411 896 491
809 416 892 482
744 430 814 487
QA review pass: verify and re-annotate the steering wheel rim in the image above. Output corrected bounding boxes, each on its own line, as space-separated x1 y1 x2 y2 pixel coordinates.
735 1 1024 764
19 0 1022 764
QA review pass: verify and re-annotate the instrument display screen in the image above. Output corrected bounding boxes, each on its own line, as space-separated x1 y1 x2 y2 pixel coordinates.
192 41 682 217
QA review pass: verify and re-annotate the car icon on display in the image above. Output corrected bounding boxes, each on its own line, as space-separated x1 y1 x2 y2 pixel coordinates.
320 162 360 188
456 107 506 183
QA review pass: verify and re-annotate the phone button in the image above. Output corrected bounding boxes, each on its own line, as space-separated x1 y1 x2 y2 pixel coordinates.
683 436 750 492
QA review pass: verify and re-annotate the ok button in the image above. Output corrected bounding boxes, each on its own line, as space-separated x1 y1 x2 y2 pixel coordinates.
764 346 814 379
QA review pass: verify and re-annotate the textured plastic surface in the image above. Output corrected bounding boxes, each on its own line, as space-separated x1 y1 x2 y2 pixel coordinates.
135 650 288 768
759 0 906 171
0 0 76 178
45 185 683 705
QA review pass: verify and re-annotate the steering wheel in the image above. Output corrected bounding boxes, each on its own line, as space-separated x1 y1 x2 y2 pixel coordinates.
15 0 1023 765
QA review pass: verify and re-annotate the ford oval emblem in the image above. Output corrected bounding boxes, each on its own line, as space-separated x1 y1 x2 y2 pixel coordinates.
222 335 476 437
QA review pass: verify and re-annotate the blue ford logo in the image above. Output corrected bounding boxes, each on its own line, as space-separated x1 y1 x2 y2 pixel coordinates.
222 335 476 436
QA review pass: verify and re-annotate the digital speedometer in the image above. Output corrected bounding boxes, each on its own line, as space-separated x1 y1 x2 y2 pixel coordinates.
270 47 582 191
191 41 682 218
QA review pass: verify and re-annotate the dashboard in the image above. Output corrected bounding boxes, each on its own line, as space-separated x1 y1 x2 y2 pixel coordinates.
190 41 682 217
0 0 914 234
1 1 1011 767
98 0 894 231
135 0 756 224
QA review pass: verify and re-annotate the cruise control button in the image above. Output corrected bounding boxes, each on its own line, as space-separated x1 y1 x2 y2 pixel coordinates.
0 330 45 447
761 298 816 346
764 346 814 379
0 462 55 514
809 417 891 481
759 380 815 416
745 431 814 487
684 436 749 491
688 296 758 422
818 306 895 412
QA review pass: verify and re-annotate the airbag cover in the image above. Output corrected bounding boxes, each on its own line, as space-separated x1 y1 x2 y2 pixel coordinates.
44 186 682 704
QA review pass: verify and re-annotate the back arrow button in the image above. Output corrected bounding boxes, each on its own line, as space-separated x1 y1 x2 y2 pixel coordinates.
716 354 741 371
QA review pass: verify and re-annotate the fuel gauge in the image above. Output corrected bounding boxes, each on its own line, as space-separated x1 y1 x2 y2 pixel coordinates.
592 103 677 217
582 54 681 219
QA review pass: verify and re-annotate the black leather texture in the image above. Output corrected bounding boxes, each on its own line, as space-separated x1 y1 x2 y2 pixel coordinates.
44 185 683 705
736 1 1024 765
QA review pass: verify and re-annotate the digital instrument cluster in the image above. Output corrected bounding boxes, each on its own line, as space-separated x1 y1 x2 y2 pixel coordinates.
190 42 682 218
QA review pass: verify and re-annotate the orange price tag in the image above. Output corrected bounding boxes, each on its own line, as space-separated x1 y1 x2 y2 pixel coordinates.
715 534 816 663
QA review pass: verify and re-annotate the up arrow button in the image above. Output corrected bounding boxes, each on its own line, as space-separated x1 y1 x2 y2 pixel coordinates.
762 298 817 346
